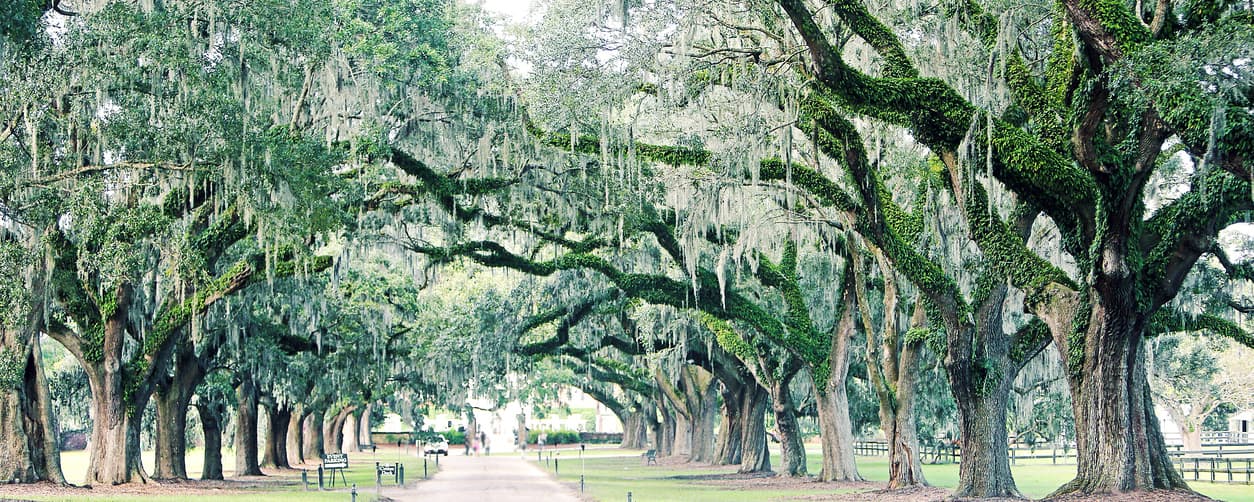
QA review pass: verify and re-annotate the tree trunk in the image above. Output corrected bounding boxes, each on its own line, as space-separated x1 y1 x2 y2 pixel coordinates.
770 367 807 477
516 412 527 451
1180 427 1202 452
816 286 860 481
262 402 290 469
287 404 305 465
715 383 744 466
345 411 360 452
303 407 325 461
80 289 150 486
196 402 225 480
151 383 190 479
621 412 648 449
686 372 718 464
655 397 675 457
738 383 771 474
0 332 66 484
879 343 925 489
1053 308 1185 495
952 387 1020 498
324 405 356 455
233 378 263 476
357 403 372 448
82 358 148 485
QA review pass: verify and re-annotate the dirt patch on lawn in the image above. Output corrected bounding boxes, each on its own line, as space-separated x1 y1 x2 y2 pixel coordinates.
1043 489 1215 502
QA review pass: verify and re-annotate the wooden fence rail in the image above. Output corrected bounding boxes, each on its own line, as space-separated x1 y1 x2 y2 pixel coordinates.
850 441 1254 483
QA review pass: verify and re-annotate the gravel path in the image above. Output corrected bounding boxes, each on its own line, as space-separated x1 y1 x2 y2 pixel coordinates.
380 453 581 502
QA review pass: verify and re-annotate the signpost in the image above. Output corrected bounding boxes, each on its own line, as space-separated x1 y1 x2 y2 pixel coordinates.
319 453 349 488
375 462 403 487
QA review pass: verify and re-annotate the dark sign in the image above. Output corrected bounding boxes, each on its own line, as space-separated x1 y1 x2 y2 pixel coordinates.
323 453 348 469
378 464 396 475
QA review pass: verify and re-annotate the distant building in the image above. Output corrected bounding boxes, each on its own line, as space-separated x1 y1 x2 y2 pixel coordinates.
1229 409 1253 442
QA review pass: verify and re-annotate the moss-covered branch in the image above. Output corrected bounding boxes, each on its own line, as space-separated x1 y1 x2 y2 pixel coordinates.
1149 309 1254 349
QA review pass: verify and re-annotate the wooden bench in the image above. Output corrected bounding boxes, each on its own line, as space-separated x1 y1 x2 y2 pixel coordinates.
642 449 657 465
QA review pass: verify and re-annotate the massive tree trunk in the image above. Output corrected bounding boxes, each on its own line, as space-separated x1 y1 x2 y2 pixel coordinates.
234 378 263 476
303 407 326 461
324 405 357 455
655 394 676 457
953 384 1018 498
738 383 771 474
769 361 807 477
1052 301 1185 495
81 327 149 484
261 400 291 469
357 403 372 448
287 404 305 465
947 274 1041 498
151 383 190 480
0 328 67 485
684 369 718 464
715 381 745 466
853 247 926 489
152 339 206 480
816 283 860 482
196 402 225 480
621 412 649 449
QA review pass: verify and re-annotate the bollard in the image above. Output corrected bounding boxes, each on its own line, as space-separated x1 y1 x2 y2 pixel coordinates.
555 457 559 475
424 457 428 479
628 491 633 502
580 474 585 492
317 465 324 490
399 463 405 485
537 451 542 462
351 484 357 502
376 462 382 488
301 470 308 490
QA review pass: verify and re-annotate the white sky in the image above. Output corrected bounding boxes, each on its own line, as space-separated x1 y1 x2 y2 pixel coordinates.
478 0 536 23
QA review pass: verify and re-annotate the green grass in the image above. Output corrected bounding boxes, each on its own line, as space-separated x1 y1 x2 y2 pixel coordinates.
7 447 435 502
548 449 1254 502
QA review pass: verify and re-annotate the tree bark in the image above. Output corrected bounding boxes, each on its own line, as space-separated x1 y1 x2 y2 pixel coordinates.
621 412 648 449
287 404 305 465
738 383 771 474
357 403 372 448
769 363 807 477
682 368 718 464
655 394 676 457
0 330 67 485
82 361 148 485
303 407 326 461
261 401 290 469
196 402 225 480
715 382 744 466
816 284 860 481
345 411 360 453
1052 305 1186 495
233 378 263 476
324 405 356 455
151 383 190 480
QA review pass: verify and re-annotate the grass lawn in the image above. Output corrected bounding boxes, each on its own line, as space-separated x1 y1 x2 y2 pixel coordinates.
0 446 435 502
549 449 1254 502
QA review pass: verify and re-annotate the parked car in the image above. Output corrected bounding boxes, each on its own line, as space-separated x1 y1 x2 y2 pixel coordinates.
424 434 449 456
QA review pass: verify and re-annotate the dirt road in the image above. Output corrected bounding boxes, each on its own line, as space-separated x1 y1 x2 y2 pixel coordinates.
381 453 581 502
